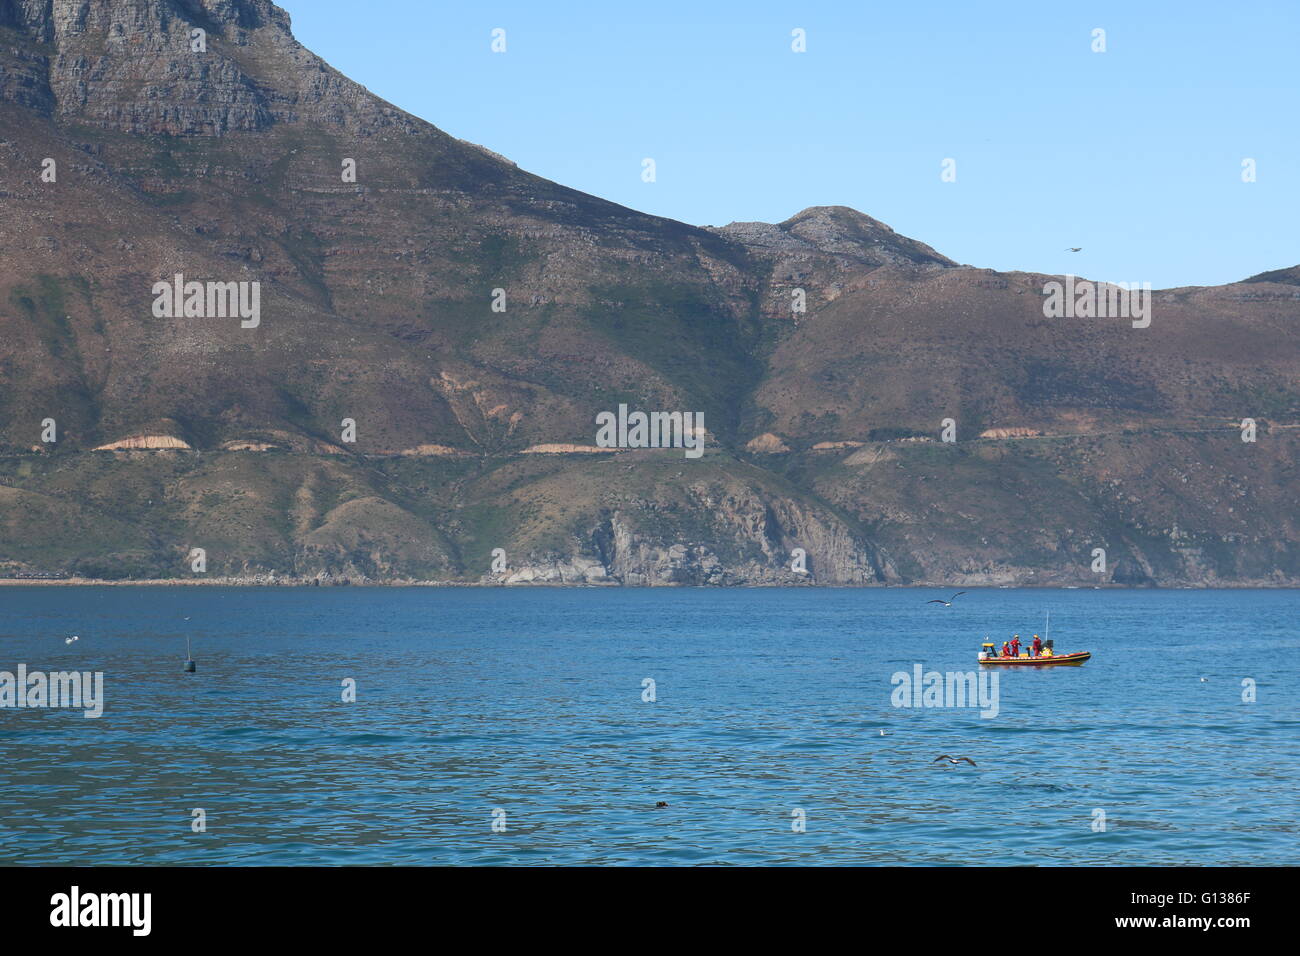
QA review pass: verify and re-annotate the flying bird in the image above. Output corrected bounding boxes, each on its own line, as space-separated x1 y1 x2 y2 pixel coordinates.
1066 247 1082 252
65 635 79 644
925 592 967 607
934 754 977 766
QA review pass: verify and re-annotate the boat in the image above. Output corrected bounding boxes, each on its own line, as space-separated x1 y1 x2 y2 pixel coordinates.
978 642 1090 666
978 611 1091 665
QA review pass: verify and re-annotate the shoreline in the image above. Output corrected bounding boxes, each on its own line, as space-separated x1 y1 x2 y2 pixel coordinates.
0 578 1296 589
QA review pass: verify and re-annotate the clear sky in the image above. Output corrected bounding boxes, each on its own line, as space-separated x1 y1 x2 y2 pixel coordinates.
284 0 1299 289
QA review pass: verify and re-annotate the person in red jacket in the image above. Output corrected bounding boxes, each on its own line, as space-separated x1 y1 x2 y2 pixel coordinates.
1032 634 1042 658
1011 635 1021 657
1001 641 1011 658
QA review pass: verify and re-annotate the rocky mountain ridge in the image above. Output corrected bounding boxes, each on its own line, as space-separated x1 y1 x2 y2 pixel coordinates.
1 0 1297 586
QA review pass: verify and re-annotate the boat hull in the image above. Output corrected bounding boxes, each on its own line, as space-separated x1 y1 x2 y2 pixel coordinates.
979 651 1091 666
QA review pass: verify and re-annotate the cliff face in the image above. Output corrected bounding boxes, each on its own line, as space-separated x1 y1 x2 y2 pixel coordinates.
0 1 1297 586
1 0 404 134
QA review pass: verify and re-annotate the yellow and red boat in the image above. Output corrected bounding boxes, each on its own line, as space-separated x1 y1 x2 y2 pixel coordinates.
978 642 1090 666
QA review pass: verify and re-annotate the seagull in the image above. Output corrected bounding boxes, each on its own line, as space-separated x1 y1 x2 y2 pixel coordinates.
926 592 967 607
879 729 887 736
1200 677 1209 682
1065 247 1082 252
934 754 977 766
65 635 79 644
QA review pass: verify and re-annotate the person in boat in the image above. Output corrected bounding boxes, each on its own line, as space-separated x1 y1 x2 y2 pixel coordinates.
1001 641 1011 658
1032 634 1042 657
1011 634 1021 657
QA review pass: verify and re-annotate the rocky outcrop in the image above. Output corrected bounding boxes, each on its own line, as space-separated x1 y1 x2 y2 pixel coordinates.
93 435 190 450
812 440 864 450
520 444 618 455
397 444 471 458
491 558 609 585
745 433 791 454
978 427 1042 439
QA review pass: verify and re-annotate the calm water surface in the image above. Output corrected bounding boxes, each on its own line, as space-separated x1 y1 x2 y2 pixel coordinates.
0 587 1296 865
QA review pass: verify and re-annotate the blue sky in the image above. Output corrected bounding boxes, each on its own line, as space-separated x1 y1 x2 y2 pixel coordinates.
284 0 1298 289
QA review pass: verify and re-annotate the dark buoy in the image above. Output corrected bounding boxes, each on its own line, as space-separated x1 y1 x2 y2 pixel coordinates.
184 636 196 673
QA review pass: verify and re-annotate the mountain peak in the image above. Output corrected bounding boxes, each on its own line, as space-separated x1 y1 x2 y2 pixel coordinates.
784 204 891 228
711 204 954 270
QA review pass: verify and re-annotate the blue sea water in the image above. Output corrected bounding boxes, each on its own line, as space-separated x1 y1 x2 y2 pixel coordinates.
0 586 1296 866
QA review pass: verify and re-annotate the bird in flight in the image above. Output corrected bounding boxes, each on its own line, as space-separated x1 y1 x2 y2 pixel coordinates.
65 635 79 644
926 592 967 607
1065 247 1082 252
934 754 977 766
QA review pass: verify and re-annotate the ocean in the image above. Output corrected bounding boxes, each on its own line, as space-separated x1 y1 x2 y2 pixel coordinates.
1 586 1296 865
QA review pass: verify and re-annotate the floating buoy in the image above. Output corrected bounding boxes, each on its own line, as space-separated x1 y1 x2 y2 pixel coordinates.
184 635 196 673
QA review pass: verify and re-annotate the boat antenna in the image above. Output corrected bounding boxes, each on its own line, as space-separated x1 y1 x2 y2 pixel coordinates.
1045 609 1050 643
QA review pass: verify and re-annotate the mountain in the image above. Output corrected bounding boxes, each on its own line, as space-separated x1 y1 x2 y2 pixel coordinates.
1 0 1298 586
